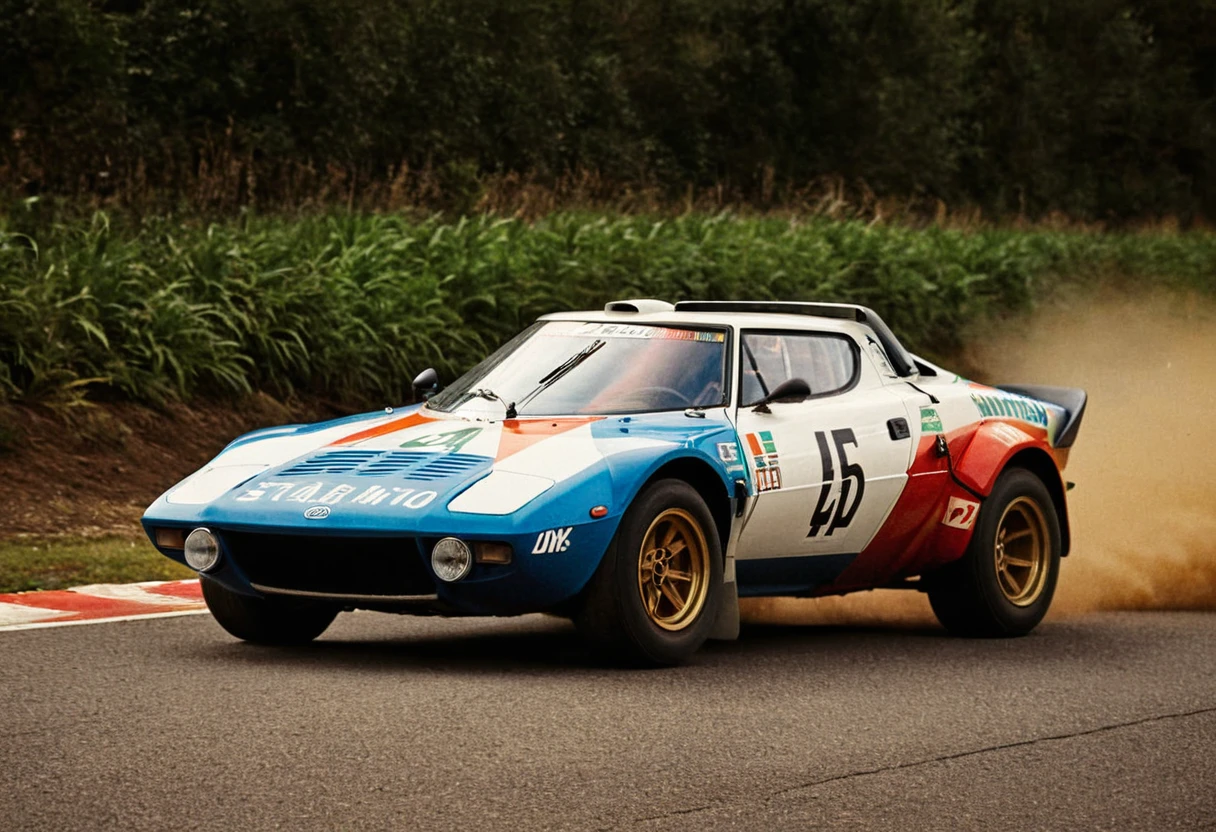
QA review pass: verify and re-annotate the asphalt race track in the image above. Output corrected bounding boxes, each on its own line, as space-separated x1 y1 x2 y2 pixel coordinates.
4 610 1214 830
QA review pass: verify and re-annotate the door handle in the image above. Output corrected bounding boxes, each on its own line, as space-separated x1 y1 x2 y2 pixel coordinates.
887 417 910 440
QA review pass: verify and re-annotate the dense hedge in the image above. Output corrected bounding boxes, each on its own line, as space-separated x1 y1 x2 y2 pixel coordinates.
2 211 1213 406
2 0 1214 221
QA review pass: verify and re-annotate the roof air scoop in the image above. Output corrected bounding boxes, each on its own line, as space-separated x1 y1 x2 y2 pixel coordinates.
604 299 675 314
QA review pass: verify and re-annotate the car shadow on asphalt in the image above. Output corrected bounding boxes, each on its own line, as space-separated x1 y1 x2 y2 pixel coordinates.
185 614 608 674
176 613 999 676
173 605 1167 676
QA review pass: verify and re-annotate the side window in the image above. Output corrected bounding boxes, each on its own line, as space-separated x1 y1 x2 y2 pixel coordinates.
740 332 858 406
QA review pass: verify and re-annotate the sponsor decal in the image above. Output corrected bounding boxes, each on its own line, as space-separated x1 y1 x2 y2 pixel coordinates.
920 406 944 434
398 426 483 454
754 466 782 493
716 442 739 464
990 422 1028 446
745 431 783 492
532 527 573 554
971 392 1048 428
941 496 980 530
303 505 330 520
236 481 437 510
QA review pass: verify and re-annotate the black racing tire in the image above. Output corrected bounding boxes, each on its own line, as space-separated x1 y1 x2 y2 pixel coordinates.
201 578 338 645
575 479 723 667
927 468 1061 638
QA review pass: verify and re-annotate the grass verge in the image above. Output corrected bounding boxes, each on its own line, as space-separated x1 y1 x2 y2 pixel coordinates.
0 536 194 594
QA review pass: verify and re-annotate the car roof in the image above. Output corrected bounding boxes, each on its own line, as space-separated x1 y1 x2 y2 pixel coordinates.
540 298 920 377
539 308 859 334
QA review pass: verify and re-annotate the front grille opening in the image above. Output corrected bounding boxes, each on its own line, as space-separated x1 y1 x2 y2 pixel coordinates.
222 532 435 597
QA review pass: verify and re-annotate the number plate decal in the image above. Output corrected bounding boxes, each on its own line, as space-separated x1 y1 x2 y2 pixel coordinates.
808 428 866 538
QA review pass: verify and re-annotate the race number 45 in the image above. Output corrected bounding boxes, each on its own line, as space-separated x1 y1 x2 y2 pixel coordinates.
808 428 866 537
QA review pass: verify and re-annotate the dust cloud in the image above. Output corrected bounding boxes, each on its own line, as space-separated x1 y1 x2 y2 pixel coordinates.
740 290 1216 629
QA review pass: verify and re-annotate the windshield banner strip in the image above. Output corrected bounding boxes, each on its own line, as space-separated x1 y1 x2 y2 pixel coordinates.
569 323 725 342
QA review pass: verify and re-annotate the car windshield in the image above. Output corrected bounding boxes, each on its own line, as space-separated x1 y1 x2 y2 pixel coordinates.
427 320 729 417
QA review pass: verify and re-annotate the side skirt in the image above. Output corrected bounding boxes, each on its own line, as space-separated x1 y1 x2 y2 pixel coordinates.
735 553 859 598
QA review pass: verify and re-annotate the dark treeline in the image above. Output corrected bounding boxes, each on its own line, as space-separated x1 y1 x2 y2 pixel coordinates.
3 0 1214 221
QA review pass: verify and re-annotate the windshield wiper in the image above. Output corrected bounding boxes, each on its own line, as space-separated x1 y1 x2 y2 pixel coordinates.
536 339 606 386
471 388 517 419
516 339 606 412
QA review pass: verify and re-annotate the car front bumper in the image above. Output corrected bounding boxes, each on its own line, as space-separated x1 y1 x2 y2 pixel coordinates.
141 518 620 616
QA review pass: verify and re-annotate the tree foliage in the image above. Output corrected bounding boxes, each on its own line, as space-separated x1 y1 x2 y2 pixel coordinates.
1 0 1213 220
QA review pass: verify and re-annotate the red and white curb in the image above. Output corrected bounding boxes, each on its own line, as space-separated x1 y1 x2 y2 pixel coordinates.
0 579 206 632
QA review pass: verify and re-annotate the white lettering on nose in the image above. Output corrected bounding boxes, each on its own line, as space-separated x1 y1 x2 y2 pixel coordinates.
318 484 356 504
351 486 390 505
532 528 574 554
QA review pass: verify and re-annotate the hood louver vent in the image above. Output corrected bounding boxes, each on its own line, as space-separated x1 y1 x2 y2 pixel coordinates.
355 451 431 476
407 454 486 481
278 450 380 476
276 450 488 482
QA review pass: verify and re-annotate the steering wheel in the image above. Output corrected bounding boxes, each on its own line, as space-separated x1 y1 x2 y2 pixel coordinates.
630 385 693 409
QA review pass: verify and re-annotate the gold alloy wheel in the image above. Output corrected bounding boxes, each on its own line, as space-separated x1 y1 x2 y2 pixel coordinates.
636 508 711 631
994 496 1050 607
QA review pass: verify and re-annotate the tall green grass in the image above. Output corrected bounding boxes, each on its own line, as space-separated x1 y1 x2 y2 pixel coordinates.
2 211 1213 407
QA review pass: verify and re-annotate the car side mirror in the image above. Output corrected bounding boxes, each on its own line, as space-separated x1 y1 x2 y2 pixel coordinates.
412 367 441 399
752 377 811 413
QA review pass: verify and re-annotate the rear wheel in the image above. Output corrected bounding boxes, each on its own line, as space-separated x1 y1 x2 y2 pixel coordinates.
575 479 722 666
927 468 1061 637
201 578 338 645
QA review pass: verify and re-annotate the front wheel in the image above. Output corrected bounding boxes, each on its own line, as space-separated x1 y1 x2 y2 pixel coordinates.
927 468 1061 637
201 578 338 645
575 479 723 666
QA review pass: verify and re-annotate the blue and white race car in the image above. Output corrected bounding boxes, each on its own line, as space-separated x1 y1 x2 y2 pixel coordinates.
143 299 1086 665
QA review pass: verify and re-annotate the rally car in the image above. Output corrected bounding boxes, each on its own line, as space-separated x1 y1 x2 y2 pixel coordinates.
143 299 1086 665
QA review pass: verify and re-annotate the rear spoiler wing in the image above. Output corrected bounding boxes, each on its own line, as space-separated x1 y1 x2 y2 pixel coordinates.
996 384 1087 449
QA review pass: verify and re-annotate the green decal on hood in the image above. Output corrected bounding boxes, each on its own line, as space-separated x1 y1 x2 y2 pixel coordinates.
399 426 483 454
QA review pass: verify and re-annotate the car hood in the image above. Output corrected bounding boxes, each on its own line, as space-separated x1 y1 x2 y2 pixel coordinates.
147 405 740 533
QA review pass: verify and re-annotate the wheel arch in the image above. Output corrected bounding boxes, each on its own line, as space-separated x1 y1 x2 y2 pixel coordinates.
640 456 733 555
1003 447 1071 557
953 422 1071 558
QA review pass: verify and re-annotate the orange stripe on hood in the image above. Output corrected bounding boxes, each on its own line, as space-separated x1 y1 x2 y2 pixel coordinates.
495 417 601 462
331 411 436 446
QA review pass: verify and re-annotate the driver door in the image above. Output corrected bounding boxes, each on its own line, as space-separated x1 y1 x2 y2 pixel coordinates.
733 330 912 562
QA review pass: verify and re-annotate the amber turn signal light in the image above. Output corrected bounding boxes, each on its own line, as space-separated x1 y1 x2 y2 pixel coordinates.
154 528 186 549
473 541 513 565
589 505 609 519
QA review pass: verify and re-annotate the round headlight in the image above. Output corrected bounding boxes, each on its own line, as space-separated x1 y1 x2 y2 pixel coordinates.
184 528 220 572
431 537 473 582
